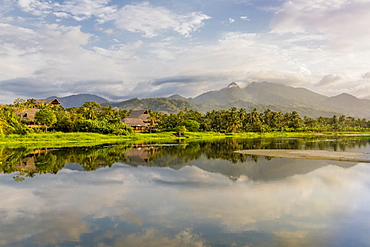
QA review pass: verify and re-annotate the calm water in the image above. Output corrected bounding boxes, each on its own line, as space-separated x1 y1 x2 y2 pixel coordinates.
1 138 370 246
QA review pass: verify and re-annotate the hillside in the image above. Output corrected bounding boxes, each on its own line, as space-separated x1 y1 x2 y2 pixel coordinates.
103 94 340 118
244 82 327 106
50 82 370 118
319 93 370 117
47 94 108 108
191 81 327 107
103 97 221 113
192 82 250 105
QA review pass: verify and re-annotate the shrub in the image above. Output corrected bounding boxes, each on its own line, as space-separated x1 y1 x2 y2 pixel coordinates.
74 119 133 135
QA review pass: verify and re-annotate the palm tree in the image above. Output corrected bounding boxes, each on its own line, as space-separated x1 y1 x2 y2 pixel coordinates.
226 107 242 133
148 110 160 133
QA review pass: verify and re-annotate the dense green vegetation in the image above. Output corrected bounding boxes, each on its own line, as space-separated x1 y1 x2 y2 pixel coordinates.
154 107 370 133
1 99 133 136
105 97 207 113
2 98 370 142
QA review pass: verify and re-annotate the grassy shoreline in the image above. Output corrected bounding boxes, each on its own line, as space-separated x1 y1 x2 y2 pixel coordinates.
1 131 370 148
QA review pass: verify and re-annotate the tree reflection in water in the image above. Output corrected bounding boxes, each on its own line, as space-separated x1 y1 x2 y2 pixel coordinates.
1 137 369 181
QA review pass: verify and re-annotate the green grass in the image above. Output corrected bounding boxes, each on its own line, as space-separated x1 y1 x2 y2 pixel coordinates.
1 131 370 148
0 132 129 148
0 132 182 148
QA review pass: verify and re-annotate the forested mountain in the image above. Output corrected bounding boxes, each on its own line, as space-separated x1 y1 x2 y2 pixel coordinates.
46 82 370 118
46 94 108 108
320 93 370 118
191 81 327 107
103 82 350 118
186 81 370 118
103 95 339 117
181 82 370 118
191 82 248 105
103 97 219 113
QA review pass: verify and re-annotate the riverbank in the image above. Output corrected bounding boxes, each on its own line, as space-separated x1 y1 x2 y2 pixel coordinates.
235 149 370 163
1 131 370 147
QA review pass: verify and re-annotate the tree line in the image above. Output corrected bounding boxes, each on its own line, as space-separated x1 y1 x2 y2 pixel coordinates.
1 99 133 135
153 107 370 133
1 99 370 135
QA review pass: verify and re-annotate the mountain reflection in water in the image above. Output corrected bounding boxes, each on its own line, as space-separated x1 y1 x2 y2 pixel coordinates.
1 138 370 246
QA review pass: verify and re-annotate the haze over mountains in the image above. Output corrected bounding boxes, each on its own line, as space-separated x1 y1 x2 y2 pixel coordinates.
48 82 370 119
46 94 108 108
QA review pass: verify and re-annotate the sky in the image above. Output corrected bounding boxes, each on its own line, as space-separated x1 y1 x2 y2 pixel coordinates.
1 0 370 103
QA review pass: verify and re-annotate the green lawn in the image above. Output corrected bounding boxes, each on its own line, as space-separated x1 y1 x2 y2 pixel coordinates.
1 131 370 148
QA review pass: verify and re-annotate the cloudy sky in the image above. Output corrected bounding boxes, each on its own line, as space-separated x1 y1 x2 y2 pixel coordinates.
1 0 370 103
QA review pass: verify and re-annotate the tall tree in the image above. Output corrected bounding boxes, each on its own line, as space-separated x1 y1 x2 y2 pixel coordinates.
35 109 57 132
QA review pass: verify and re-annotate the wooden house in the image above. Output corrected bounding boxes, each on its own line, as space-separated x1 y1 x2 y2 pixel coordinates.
12 98 60 127
34 98 61 105
13 108 40 124
122 110 151 132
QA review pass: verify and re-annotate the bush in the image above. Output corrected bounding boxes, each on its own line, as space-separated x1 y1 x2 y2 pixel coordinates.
181 120 200 132
174 125 187 136
74 119 133 135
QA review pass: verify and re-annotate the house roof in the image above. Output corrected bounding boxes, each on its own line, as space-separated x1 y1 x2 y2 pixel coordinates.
128 110 149 119
12 108 40 121
35 98 61 105
122 109 151 126
122 118 148 127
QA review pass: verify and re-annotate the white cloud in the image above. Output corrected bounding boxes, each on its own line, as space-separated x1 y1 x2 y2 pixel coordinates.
247 70 310 86
0 22 134 101
16 0 116 21
18 0 52 16
316 74 342 87
12 1 210 37
59 0 116 22
229 18 235 23
363 72 370 80
109 2 210 37
240 16 250 21
2 0 370 102
271 0 370 51
53 11 71 18
0 0 15 17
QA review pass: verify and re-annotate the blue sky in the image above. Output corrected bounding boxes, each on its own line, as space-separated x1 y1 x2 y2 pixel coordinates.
1 0 370 103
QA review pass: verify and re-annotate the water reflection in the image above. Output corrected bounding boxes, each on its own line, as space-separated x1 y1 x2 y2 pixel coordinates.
1 137 369 181
1 158 370 246
1 138 370 246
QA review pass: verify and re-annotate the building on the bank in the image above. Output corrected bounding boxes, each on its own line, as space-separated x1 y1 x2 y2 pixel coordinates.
122 110 152 132
12 98 60 126
13 108 40 125
34 98 61 105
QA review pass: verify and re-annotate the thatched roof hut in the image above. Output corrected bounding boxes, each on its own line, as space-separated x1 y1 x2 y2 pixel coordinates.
122 110 150 132
13 108 40 122
34 98 61 105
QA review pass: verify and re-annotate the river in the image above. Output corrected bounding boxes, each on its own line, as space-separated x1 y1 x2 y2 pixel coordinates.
1 137 370 246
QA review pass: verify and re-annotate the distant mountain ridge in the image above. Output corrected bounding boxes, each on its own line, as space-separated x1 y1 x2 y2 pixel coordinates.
191 82 327 107
46 94 108 108
185 82 370 118
102 82 343 118
46 82 370 118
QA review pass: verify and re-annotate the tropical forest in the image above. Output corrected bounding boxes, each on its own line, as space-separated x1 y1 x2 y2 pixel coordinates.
1 97 370 137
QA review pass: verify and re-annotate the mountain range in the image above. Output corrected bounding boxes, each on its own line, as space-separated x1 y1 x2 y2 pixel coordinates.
46 94 108 108
47 82 370 118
